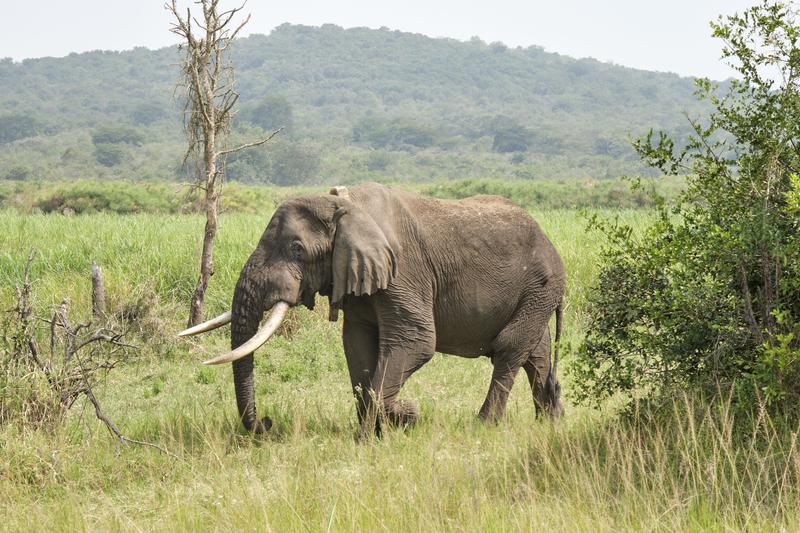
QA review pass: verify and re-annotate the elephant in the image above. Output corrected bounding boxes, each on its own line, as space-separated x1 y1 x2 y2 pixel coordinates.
179 182 566 435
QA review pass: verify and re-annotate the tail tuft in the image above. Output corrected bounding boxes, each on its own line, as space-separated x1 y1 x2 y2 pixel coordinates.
553 301 563 379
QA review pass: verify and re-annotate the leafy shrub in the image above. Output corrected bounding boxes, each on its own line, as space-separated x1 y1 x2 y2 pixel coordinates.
267 141 322 185
19 180 292 215
225 143 272 182
352 117 437 150
421 177 680 210
91 125 144 146
34 181 183 214
131 102 166 125
226 138 321 185
94 143 126 167
0 113 44 144
245 95 293 132
4 165 31 181
486 116 531 153
573 2 800 415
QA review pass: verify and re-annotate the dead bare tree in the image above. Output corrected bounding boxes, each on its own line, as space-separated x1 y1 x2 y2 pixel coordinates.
167 0 280 327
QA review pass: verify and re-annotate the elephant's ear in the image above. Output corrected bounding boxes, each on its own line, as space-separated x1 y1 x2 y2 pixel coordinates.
331 204 397 305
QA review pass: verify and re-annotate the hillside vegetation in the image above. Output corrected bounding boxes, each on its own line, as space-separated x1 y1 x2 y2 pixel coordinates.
0 24 709 185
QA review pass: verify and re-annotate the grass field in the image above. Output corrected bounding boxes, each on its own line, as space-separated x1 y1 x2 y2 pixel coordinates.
1 201 799 531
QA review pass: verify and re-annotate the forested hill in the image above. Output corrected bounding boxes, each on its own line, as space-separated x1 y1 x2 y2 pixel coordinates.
0 23 710 184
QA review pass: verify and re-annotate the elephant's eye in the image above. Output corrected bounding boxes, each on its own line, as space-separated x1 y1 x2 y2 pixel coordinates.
290 241 305 260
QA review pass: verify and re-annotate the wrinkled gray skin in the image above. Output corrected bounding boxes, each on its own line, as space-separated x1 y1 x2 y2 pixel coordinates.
230 183 566 435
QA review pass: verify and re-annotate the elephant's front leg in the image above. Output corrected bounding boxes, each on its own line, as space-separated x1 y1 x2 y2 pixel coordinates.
342 317 379 430
369 321 436 434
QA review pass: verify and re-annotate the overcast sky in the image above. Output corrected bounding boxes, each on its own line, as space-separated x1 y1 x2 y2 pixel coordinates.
3 0 757 79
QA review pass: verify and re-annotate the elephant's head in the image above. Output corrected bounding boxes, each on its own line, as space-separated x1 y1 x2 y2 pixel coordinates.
179 187 397 433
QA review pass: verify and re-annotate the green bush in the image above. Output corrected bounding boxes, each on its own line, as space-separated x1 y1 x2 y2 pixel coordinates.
94 143 126 167
352 117 437 150
421 177 680 210
225 137 321 186
15 180 294 215
91 125 144 146
34 181 183 214
244 95 293 132
131 102 166 125
4 165 31 181
573 1 800 416
0 113 44 144
485 116 531 153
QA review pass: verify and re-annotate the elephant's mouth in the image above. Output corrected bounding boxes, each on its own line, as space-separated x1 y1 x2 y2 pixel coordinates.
299 286 316 309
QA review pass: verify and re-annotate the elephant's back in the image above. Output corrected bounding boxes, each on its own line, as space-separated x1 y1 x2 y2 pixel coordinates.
351 182 559 274
413 193 548 253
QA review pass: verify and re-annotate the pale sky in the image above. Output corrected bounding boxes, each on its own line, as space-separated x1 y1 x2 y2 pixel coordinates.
3 0 758 79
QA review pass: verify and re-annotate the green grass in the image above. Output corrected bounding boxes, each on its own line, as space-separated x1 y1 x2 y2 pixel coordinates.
1 202 798 531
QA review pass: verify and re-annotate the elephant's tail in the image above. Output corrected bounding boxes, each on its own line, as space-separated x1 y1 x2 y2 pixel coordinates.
553 301 563 380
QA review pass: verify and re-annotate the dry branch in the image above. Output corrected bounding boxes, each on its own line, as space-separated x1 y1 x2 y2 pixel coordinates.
2 252 175 458
217 126 283 157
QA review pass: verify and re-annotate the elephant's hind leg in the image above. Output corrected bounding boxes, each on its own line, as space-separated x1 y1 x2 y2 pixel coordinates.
522 327 551 418
480 305 550 423
479 359 521 423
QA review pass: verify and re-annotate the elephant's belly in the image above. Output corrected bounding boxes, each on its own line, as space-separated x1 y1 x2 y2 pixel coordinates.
433 297 513 358
434 341 487 358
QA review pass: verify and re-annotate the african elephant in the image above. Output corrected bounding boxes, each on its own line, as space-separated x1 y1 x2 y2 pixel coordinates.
180 182 566 435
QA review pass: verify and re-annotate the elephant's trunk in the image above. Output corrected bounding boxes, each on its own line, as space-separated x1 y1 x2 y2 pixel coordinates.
230 271 272 434
228 249 302 433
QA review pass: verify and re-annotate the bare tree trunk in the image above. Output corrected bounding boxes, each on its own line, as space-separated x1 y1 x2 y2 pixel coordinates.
188 79 219 326
189 195 218 326
189 140 219 326
91 260 105 319
186 15 220 327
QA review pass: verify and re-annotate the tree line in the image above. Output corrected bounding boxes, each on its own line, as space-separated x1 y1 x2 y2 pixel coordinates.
0 23 709 184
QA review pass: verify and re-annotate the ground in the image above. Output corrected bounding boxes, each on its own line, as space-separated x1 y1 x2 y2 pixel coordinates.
1 207 796 531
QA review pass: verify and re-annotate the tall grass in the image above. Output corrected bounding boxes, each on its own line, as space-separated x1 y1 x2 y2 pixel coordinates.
3 380 798 530
2 204 796 530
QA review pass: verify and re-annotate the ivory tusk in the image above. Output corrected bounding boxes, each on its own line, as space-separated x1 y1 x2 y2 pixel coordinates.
177 311 232 337
202 302 290 365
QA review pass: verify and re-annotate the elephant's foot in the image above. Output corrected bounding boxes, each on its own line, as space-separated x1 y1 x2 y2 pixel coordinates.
354 399 419 441
478 401 505 424
251 416 273 435
387 399 419 427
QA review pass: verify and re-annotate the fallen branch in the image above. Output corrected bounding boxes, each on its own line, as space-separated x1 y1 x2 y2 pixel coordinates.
2 252 179 460
75 349 183 461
